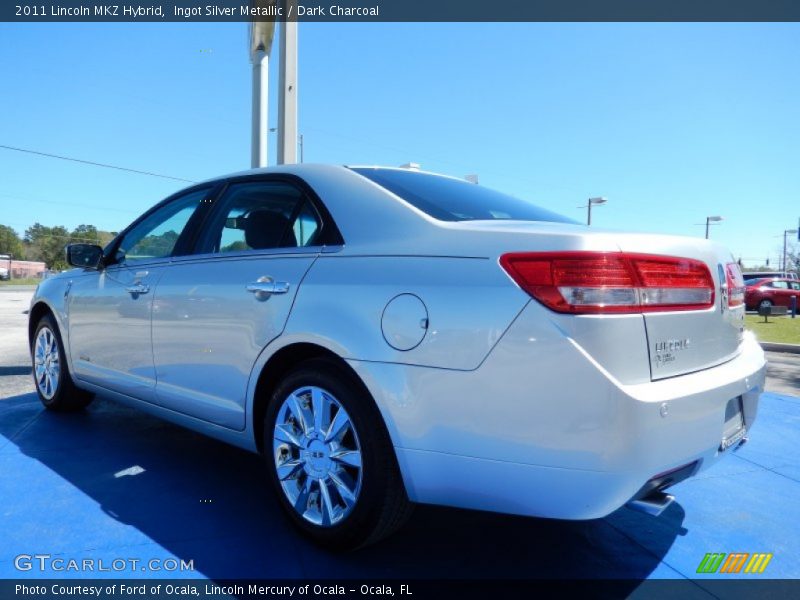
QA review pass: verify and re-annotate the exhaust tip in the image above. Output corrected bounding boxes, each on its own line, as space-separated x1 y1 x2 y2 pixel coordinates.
626 491 675 517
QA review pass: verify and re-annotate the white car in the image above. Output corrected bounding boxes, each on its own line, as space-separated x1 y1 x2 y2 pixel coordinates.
0 254 10 280
29 164 766 549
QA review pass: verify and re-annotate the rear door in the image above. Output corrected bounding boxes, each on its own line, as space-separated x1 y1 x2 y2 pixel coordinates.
768 280 793 308
791 281 800 307
150 178 329 430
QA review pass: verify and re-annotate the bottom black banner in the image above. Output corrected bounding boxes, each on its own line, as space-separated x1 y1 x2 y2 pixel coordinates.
2 579 799 600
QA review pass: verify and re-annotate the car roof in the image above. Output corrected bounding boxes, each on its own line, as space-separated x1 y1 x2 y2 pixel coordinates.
746 277 795 284
196 163 461 185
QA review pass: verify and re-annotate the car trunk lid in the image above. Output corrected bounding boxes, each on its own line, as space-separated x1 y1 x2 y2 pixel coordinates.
613 233 745 380
481 223 746 382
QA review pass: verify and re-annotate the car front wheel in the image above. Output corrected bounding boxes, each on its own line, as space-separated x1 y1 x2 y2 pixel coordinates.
32 314 94 411
758 299 773 310
264 358 412 550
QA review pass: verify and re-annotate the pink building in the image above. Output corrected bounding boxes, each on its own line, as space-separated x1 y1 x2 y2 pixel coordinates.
7 259 46 279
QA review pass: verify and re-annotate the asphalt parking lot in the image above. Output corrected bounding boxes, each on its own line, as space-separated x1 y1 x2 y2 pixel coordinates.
2 288 799 588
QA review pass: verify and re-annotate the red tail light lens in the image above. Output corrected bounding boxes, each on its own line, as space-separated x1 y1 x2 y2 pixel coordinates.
725 263 745 307
499 251 715 314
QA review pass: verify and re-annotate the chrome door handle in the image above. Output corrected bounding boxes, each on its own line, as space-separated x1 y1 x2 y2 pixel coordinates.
125 284 150 295
246 278 290 298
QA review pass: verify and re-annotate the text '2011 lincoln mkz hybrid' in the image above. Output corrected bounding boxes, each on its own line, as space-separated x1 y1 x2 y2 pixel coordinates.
29 164 765 549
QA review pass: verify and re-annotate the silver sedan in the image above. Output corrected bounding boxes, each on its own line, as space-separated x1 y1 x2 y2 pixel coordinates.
29 164 766 548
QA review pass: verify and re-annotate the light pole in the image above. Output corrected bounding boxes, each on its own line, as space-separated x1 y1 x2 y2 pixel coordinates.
705 215 723 239
277 2 298 165
583 197 607 226
784 229 798 272
249 18 275 168
299 133 304 163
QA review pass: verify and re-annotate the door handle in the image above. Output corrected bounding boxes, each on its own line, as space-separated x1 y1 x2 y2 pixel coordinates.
125 283 150 295
246 278 290 299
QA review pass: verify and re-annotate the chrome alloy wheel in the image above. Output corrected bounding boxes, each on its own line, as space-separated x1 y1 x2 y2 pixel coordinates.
34 326 60 400
272 385 363 527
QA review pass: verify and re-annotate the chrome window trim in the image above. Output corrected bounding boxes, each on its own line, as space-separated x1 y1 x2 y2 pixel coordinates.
106 256 173 270
167 244 343 266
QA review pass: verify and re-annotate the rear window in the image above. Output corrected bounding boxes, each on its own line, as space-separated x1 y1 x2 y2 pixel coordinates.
351 167 576 224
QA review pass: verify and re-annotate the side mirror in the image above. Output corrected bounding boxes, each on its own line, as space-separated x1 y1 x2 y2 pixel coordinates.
66 244 104 270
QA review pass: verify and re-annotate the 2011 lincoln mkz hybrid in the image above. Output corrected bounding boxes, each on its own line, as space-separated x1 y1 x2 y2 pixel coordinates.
29 164 765 549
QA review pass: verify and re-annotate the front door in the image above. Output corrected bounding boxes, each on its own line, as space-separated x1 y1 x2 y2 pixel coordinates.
68 188 211 401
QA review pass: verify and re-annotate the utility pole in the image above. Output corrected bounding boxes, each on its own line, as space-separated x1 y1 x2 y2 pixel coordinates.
277 2 298 165
299 133 304 163
784 229 798 272
250 17 275 168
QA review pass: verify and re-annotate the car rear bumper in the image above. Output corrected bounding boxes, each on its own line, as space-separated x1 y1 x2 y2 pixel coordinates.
349 304 767 520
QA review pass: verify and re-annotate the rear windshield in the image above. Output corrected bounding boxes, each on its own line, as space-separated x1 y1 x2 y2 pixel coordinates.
351 167 576 224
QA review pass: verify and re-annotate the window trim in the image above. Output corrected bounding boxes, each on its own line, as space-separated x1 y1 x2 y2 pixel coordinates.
103 183 221 268
189 174 343 257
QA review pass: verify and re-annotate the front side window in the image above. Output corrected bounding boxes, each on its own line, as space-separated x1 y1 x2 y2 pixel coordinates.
770 281 789 290
351 167 576 224
116 189 208 264
204 182 322 253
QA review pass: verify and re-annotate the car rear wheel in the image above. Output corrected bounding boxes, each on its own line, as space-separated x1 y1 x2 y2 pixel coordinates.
32 314 94 411
264 358 412 550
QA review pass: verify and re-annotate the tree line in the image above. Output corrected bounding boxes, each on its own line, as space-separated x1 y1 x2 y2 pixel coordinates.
0 223 116 271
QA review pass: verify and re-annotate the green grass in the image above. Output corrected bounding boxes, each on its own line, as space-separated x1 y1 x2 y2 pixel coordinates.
745 314 800 345
0 278 41 286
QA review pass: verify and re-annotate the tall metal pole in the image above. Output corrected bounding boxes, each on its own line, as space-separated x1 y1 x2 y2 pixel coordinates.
277 6 298 165
585 197 606 226
250 18 275 168
704 215 722 239
784 230 789 273
251 48 269 168
782 229 798 271
299 133 304 163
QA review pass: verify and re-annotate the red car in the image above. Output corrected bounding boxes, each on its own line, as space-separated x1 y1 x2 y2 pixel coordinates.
745 278 800 311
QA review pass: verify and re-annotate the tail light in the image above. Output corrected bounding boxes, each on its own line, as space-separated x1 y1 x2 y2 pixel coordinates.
725 262 745 307
499 251 715 314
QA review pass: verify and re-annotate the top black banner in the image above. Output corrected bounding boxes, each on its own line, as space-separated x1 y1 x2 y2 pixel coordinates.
5 0 800 22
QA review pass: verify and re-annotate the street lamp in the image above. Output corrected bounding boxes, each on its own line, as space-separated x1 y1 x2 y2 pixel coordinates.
784 229 798 272
250 18 275 168
705 215 723 239
583 197 607 226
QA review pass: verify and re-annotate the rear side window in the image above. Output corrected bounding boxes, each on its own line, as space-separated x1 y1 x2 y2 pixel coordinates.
201 181 322 253
351 167 576 224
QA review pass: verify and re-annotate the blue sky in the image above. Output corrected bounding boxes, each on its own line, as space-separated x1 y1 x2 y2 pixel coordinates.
0 22 798 266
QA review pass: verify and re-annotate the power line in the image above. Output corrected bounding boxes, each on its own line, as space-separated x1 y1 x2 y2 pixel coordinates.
0 144 197 183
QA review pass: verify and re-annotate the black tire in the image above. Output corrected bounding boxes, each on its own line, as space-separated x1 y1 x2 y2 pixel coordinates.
263 358 412 550
31 314 94 412
758 299 773 310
